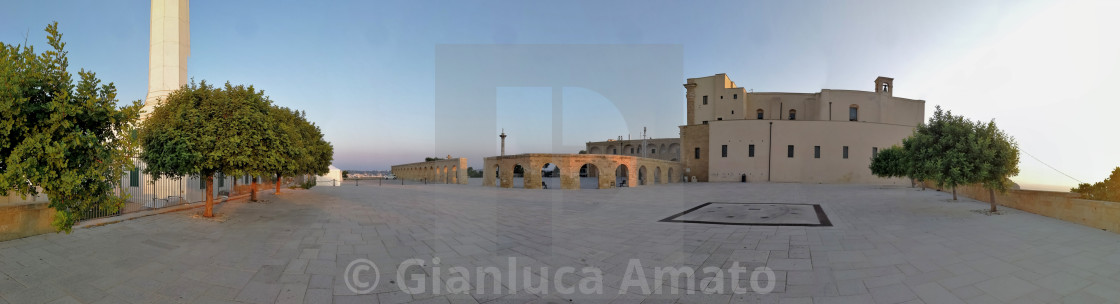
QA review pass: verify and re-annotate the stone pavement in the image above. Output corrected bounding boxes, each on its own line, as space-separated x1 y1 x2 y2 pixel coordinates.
1 181 1119 303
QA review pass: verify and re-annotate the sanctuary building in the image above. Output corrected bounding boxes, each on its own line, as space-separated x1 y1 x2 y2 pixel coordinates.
681 74 924 183
584 73 924 185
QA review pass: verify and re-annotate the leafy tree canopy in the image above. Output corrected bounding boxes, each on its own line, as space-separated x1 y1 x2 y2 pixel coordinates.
898 105 1020 206
0 22 141 231
1072 167 1120 202
869 146 907 179
139 80 275 216
267 106 333 193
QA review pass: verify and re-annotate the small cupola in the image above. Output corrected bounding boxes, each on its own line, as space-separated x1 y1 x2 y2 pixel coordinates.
875 76 894 96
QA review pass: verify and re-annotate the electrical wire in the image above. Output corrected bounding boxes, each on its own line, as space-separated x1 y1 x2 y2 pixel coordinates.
1021 149 1083 184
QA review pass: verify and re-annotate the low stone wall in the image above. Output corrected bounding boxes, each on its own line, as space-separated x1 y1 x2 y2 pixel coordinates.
924 182 1120 233
0 193 56 242
390 158 469 184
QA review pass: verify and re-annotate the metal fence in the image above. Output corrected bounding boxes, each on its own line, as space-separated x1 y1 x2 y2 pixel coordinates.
78 159 279 222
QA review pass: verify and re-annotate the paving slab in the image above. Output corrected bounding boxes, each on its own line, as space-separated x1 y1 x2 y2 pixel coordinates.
0 182 1118 303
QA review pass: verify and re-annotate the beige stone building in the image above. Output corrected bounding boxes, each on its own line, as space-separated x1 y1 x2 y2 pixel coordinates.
584 137 681 162
678 74 925 184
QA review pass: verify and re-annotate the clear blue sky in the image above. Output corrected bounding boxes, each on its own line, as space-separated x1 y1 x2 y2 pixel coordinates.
3 0 1118 191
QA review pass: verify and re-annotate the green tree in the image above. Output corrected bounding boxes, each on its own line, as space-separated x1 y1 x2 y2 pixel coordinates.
934 107 979 200
970 120 1020 212
869 145 910 185
902 114 940 190
342 170 349 179
139 81 275 217
1072 167 1120 202
0 23 142 231
906 106 978 199
267 106 333 195
467 166 483 178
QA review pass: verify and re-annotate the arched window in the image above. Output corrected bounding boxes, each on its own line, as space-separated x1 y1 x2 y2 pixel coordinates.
788 109 797 120
849 104 859 121
756 109 764 119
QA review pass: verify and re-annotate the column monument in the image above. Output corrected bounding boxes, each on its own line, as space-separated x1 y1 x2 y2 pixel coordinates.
141 0 190 119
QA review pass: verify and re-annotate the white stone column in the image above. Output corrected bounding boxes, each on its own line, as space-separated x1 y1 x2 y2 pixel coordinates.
142 0 190 120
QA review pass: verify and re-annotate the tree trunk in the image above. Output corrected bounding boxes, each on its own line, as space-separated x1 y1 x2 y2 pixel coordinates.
250 176 258 201
910 178 915 188
989 188 997 213
275 173 282 195
204 175 215 217
920 180 926 190
952 186 958 200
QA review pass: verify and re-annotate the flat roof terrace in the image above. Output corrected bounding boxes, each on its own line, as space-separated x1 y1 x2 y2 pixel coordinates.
1 182 1117 303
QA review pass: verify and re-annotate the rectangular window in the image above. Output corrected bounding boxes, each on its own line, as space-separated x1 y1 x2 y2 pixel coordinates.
850 107 858 121
843 146 849 159
757 111 764 119
694 147 701 159
651 149 656 154
721 145 728 157
613 149 617 154
749 144 755 157
630 148 634 154
787 145 794 158
717 117 722 120
873 147 878 158
814 146 821 159
702 95 708 105
702 121 708 125
129 167 140 187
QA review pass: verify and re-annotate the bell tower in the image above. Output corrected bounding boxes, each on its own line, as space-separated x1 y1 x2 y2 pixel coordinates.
142 0 190 119
875 76 893 96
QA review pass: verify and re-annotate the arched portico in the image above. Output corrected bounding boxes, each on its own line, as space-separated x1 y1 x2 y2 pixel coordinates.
482 154 681 190
390 158 469 184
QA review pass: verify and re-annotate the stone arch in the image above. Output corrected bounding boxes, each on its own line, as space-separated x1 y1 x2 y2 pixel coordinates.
588 146 602 154
623 144 634 155
447 165 455 184
616 164 630 187
654 166 662 184
638 165 648 185
578 163 601 189
540 162 559 189
513 162 531 188
667 167 675 183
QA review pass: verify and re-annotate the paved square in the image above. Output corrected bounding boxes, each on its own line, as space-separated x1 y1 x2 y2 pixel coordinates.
661 203 831 226
1 181 1119 303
